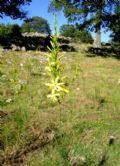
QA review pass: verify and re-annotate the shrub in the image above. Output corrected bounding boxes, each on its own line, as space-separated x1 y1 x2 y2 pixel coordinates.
0 24 21 37
60 24 93 43
0 24 12 37
21 16 51 34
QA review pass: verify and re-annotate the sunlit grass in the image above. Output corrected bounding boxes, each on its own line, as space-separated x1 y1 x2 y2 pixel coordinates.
0 47 120 165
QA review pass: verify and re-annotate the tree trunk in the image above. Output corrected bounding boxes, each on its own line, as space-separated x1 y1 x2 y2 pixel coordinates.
94 25 101 48
94 2 102 48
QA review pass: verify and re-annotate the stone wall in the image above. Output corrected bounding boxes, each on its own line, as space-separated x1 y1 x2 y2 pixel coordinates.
0 32 75 51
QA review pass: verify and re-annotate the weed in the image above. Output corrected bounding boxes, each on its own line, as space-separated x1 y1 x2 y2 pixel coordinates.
45 13 68 102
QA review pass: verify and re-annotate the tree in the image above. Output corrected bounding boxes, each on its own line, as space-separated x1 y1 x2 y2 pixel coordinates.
0 24 21 37
11 24 21 36
109 6 120 44
21 16 51 34
74 29 93 43
60 24 75 37
0 0 32 19
49 0 120 48
0 24 13 37
60 24 93 43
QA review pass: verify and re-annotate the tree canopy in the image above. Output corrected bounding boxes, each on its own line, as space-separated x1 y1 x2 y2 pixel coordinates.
60 24 75 37
49 0 120 47
109 6 120 44
21 16 51 34
0 24 21 37
0 0 32 19
60 24 93 43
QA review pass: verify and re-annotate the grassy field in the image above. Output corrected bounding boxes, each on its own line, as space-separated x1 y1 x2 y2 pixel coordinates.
0 45 120 166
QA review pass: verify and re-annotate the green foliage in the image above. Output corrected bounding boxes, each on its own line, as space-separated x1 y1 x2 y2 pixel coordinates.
0 0 32 19
21 21 31 33
10 63 22 97
1 46 120 165
2 124 13 145
0 24 12 37
49 0 120 47
49 0 119 31
0 24 21 37
11 24 21 36
21 16 51 34
60 24 93 43
74 29 93 43
60 24 75 37
45 14 68 102
72 64 81 82
110 6 120 43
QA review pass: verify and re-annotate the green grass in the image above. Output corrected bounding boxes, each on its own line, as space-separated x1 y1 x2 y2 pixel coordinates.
0 45 120 166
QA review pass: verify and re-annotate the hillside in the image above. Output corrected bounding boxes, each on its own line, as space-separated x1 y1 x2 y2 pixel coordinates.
0 44 120 166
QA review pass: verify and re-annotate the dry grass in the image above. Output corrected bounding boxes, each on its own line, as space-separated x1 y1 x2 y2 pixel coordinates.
0 46 120 165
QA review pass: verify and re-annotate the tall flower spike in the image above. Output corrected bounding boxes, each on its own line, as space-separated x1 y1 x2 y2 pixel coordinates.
45 13 68 102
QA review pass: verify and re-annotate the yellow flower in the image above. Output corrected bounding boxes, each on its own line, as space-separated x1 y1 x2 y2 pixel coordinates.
46 76 68 102
47 93 60 102
45 13 69 102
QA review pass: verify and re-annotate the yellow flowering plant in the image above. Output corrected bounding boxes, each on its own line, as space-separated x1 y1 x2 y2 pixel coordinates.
45 13 68 102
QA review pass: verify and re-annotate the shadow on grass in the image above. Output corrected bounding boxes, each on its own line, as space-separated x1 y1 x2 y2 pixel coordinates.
0 35 76 52
86 46 120 59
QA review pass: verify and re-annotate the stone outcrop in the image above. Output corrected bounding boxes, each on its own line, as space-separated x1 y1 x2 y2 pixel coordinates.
0 32 75 52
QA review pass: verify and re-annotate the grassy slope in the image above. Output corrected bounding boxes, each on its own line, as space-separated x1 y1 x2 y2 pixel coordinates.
0 45 120 166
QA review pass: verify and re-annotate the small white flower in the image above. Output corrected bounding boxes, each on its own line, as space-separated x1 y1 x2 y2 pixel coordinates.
6 98 12 103
19 79 26 85
77 88 80 91
1 74 7 79
118 79 120 84
19 79 23 84
42 73 46 76
6 60 12 64
20 63 23 67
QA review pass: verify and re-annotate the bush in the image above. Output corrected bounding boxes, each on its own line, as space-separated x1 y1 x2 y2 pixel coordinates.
74 30 93 43
21 16 51 34
11 24 21 36
59 24 75 37
0 24 12 37
0 24 21 37
60 24 93 43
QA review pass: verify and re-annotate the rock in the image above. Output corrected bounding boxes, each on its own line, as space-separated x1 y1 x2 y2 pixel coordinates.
0 47 4 52
70 155 86 166
11 44 20 51
22 32 48 37
60 44 75 52
35 32 39 36
109 135 115 146
0 110 7 118
21 46 26 51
